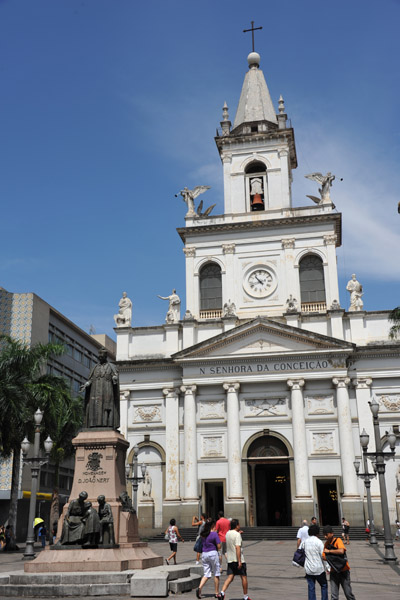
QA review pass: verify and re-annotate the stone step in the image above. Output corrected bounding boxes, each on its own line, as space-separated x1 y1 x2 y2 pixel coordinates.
168 573 202 594
0 583 130 597
6 571 131 585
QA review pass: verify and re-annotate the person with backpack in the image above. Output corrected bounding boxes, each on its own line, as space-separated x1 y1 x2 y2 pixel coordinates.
322 525 356 600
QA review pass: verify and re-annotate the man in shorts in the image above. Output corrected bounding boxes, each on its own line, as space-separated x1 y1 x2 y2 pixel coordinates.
217 519 251 600
216 511 230 565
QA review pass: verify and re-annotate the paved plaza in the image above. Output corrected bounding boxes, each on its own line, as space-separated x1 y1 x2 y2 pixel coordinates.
1 538 400 599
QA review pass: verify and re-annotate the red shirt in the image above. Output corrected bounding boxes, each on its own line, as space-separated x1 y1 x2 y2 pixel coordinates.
216 517 231 542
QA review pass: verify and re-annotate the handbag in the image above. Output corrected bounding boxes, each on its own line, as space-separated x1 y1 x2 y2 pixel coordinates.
193 536 203 553
325 538 347 572
164 533 169 540
292 546 305 567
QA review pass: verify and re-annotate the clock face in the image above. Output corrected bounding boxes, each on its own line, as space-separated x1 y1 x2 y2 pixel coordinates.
244 267 275 298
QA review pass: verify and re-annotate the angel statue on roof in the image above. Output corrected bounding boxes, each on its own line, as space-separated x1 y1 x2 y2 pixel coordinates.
177 185 214 217
305 172 335 205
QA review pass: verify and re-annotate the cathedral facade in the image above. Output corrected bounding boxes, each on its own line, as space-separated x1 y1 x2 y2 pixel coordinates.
116 51 400 530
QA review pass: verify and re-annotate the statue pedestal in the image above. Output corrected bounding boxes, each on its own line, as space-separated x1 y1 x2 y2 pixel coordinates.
25 429 162 573
138 499 155 530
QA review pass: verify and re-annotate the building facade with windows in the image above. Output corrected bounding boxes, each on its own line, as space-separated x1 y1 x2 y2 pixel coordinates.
116 51 400 530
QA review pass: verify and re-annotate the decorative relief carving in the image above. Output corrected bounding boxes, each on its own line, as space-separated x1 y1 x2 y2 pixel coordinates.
202 436 224 457
222 243 235 254
133 405 162 423
307 395 334 415
312 432 334 453
282 238 295 249
329 358 347 369
183 247 196 257
378 394 400 412
199 400 225 420
245 398 288 417
324 234 337 245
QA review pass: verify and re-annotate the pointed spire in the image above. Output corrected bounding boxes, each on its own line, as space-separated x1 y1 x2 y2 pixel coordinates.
220 102 231 136
277 94 287 130
233 52 277 130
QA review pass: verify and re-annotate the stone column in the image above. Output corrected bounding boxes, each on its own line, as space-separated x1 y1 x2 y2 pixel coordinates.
223 382 243 499
163 388 180 501
119 390 130 439
287 379 311 497
181 385 198 500
333 377 359 497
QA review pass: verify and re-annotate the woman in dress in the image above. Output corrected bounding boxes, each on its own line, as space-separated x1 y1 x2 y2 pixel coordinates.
196 519 221 599
165 518 184 565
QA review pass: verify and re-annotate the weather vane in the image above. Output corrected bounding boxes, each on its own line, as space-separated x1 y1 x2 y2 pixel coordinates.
243 21 263 52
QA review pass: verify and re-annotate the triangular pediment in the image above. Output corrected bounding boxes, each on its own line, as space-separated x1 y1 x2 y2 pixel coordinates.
173 318 354 361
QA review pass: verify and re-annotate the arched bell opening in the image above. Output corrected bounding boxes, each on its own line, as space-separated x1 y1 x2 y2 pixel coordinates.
246 434 292 526
245 160 267 211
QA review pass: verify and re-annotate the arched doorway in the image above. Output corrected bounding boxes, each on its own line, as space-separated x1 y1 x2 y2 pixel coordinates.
247 435 291 526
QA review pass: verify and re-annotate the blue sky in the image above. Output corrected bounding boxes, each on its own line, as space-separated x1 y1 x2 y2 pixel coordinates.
1 0 399 339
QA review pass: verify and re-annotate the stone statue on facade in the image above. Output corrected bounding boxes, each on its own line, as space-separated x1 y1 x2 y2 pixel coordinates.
141 470 152 498
114 292 132 327
330 299 342 310
177 185 211 217
158 289 181 323
97 495 115 546
58 491 100 547
285 295 299 313
81 348 120 429
346 274 364 311
223 299 237 317
305 172 336 204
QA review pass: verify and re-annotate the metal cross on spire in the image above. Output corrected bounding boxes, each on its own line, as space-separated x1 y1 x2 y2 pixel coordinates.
243 21 263 52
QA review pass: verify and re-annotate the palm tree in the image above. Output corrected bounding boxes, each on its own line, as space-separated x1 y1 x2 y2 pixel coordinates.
0 336 72 537
389 307 400 340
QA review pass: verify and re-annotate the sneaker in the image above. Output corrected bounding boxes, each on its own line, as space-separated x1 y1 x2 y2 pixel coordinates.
165 558 169 565
196 560 200 565
217 593 225 599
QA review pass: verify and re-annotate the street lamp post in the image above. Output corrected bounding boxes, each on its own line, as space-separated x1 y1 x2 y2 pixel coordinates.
354 433 377 545
125 444 146 513
21 408 53 560
360 397 397 562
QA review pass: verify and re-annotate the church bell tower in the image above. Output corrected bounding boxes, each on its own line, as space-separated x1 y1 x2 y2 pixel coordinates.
179 51 341 324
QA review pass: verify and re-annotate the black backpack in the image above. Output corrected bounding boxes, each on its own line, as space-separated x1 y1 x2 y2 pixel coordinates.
325 538 347 572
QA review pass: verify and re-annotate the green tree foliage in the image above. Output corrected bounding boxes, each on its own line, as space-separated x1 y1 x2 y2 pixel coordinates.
389 306 400 340
0 336 83 537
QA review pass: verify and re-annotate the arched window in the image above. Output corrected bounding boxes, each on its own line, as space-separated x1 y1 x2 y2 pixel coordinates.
245 160 267 211
199 263 222 311
299 255 326 304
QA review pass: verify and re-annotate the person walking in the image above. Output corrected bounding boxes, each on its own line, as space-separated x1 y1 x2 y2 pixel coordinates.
192 513 207 564
164 518 184 565
341 518 350 545
38 524 47 548
297 519 309 548
303 524 328 600
196 519 221 599
394 519 400 541
216 511 231 566
217 519 251 600
322 525 356 600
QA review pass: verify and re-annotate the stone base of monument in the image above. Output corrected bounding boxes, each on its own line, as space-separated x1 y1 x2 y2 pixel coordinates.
24 543 163 573
24 429 162 573
138 498 155 530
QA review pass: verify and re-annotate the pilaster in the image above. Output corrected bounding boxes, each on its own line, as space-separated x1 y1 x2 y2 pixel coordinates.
183 247 196 316
223 382 243 499
163 388 180 501
181 385 198 500
222 243 235 303
332 377 359 497
287 378 311 498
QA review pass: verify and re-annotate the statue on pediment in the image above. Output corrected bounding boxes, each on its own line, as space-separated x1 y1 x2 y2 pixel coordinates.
223 299 237 317
114 292 132 327
158 289 181 323
346 274 364 311
305 172 335 204
285 295 298 313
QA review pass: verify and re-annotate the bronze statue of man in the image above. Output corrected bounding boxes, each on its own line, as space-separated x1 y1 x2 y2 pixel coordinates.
81 348 120 429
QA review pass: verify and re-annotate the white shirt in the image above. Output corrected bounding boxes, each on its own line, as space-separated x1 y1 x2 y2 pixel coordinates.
226 529 244 563
297 525 309 544
303 536 325 576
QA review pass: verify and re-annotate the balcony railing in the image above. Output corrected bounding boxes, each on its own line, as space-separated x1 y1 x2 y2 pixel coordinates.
301 302 327 313
199 309 223 320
